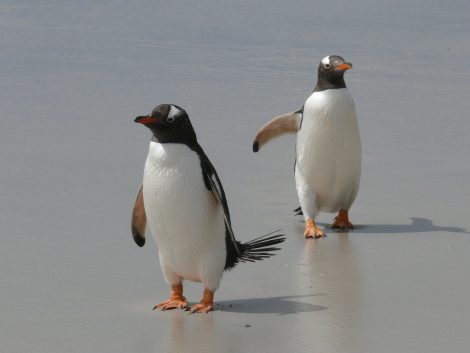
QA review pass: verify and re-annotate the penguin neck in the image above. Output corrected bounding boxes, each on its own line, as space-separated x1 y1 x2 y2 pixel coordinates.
314 76 347 92
150 128 198 150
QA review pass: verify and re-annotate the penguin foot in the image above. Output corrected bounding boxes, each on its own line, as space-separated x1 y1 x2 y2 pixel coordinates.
331 220 353 229
153 284 188 310
304 218 325 238
331 209 353 230
186 302 214 314
153 297 188 310
185 288 214 314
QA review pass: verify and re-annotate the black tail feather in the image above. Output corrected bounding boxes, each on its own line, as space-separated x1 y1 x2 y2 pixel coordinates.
224 229 285 270
239 230 285 263
294 206 303 216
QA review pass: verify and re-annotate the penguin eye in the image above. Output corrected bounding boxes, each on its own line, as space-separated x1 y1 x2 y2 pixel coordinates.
166 116 176 123
324 63 330 69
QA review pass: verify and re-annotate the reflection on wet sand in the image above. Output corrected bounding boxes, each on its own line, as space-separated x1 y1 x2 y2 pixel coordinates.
165 310 225 353
294 234 363 352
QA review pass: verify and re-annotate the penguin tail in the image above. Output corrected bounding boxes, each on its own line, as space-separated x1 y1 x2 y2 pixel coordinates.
224 229 285 271
239 229 285 262
294 206 303 216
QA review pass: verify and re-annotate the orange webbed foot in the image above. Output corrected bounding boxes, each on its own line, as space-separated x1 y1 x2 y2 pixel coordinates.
186 302 214 313
153 284 188 311
153 297 188 310
185 288 214 314
304 218 325 238
331 209 354 230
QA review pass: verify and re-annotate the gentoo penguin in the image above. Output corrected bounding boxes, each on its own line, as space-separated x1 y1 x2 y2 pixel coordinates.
132 104 285 313
252 55 361 238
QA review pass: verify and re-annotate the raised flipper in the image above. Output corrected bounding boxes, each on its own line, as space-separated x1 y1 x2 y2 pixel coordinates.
131 185 146 247
252 110 302 152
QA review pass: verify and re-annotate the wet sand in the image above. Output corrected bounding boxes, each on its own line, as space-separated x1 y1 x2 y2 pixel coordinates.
1 1 469 352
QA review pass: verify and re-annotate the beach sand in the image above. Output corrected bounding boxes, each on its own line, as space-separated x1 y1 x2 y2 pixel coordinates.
1 1 469 352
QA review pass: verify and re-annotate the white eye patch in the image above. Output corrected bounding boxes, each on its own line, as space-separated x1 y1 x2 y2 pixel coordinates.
321 56 330 66
168 105 180 121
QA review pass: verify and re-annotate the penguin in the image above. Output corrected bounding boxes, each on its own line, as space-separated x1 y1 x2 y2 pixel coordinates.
132 104 285 313
252 55 361 238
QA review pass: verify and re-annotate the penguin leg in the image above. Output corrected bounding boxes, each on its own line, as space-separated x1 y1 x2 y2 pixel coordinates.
295 168 325 238
153 283 188 310
331 209 354 229
305 218 325 238
186 288 214 314
154 253 188 310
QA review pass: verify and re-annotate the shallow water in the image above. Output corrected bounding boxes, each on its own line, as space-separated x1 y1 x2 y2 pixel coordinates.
1 1 470 352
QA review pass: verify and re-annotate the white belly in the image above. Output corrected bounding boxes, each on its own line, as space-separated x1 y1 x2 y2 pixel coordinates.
296 89 361 212
142 142 226 283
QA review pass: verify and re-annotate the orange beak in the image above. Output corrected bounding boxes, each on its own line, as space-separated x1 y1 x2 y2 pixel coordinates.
134 115 161 125
335 63 353 71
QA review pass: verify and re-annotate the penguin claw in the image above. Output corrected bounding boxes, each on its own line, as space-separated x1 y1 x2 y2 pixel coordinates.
185 303 214 314
185 289 214 313
304 227 325 238
153 297 188 310
304 218 325 238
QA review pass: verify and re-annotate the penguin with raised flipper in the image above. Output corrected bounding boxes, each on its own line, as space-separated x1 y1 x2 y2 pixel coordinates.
253 55 361 238
132 104 285 313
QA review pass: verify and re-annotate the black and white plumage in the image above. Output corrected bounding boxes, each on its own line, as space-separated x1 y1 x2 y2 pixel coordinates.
253 55 361 238
132 104 284 313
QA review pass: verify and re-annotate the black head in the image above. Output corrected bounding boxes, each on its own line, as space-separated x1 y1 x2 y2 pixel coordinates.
314 55 353 92
134 104 197 145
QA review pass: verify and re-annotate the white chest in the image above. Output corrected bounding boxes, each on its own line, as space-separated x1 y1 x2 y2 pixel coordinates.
297 89 360 160
142 142 213 238
301 89 356 136
296 89 361 211
142 142 226 280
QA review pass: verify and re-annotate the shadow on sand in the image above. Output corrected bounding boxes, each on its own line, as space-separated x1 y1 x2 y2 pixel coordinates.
315 217 469 235
353 217 469 234
215 294 327 315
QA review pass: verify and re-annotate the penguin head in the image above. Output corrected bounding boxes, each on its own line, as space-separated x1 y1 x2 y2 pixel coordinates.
134 104 197 144
315 55 352 91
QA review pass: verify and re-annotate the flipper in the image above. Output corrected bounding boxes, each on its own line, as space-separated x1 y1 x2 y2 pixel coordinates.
252 110 302 152
131 185 146 247
195 144 285 270
196 145 239 255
